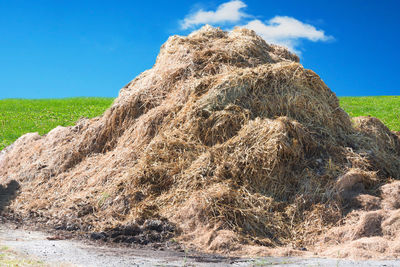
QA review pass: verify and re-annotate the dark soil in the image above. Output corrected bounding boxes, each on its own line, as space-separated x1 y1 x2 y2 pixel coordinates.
88 218 181 249
1 210 183 252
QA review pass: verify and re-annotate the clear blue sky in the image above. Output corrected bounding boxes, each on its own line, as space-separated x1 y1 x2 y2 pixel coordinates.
0 0 399 99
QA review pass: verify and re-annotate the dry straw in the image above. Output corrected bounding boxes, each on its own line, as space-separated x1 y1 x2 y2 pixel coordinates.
1 25 400 258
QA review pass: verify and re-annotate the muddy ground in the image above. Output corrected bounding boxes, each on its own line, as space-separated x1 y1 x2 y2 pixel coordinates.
0 223 399 266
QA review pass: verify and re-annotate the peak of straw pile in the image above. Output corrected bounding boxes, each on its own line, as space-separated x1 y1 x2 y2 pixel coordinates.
1 26 400 258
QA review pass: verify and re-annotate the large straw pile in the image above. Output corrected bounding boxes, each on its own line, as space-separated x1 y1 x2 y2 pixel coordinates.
1 26 400 258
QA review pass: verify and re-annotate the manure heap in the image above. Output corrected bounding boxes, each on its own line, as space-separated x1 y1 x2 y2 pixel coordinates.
1 26 400 259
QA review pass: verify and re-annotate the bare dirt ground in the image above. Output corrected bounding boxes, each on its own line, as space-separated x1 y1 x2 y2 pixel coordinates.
0 223 399 266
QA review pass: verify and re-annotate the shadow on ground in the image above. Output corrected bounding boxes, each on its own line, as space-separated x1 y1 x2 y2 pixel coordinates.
0 180 19 213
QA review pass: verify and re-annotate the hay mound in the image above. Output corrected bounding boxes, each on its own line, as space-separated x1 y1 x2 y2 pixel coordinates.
1 26 400 258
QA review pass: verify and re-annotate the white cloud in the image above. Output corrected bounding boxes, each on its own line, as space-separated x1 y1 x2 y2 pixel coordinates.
242 17 332 52
181 0 248 30
179 1 333 53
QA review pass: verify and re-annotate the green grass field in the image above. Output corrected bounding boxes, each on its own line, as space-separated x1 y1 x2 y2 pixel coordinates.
339 96 400 131
0 96 399 151
0 98 113 151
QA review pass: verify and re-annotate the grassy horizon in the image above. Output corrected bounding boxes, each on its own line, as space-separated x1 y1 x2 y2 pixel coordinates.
0 96 399 151
0 97 114 150
339 96 400 131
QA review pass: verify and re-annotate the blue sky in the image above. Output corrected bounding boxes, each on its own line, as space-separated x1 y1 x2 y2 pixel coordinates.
0 0 399 99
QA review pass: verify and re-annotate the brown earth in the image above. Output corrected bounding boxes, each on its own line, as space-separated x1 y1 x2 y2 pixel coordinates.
1 25 400 259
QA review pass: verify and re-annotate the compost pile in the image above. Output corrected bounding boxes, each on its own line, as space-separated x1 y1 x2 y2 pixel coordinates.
1 26 400 259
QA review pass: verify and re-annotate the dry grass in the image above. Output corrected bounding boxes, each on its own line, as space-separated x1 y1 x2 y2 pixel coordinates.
0 25 399 258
